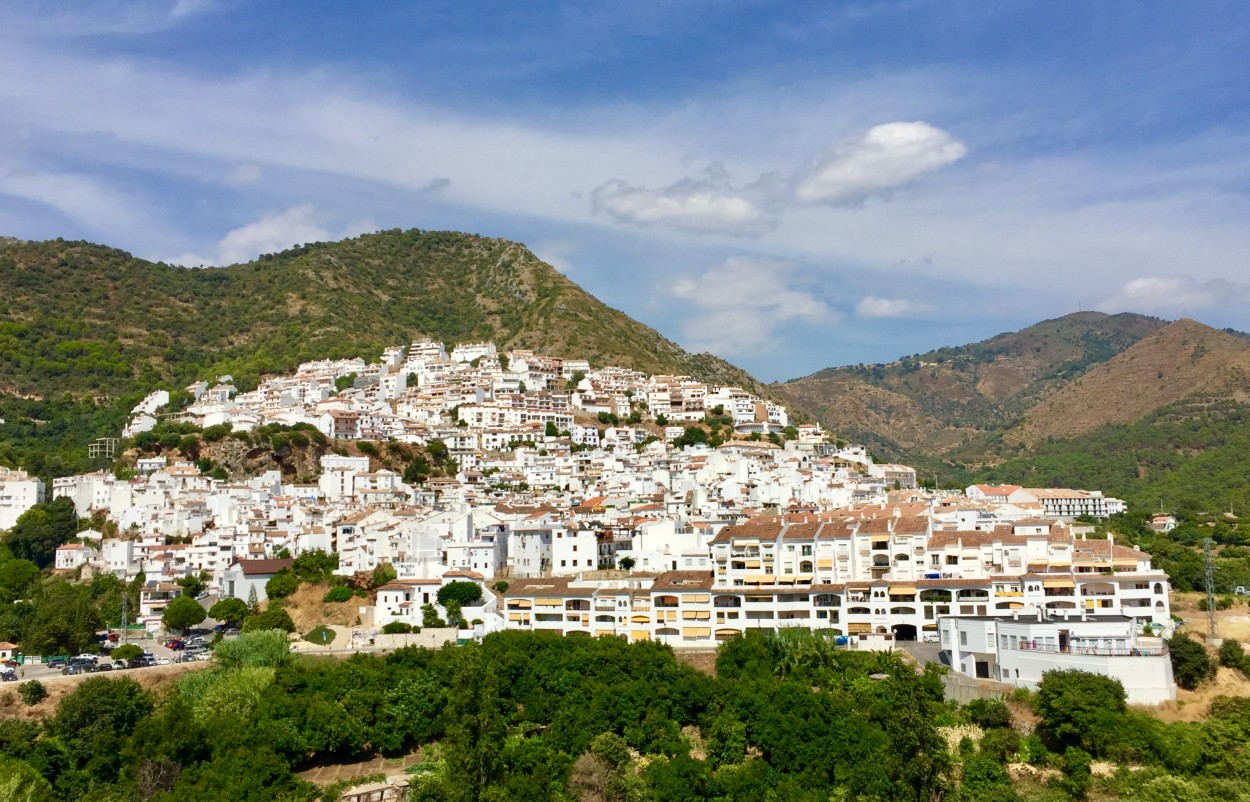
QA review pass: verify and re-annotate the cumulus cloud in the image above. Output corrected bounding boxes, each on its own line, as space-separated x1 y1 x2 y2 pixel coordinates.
1098 276 1245 314
855 296 937 318
793 122 966 206
168 206 375 266
671 257 832 355
592 164 780 236
592 122 964 236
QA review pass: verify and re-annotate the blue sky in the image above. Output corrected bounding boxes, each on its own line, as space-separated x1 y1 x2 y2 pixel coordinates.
2 2 1249 382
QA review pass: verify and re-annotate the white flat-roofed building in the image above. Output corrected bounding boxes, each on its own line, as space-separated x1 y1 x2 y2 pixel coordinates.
938 611 1175 705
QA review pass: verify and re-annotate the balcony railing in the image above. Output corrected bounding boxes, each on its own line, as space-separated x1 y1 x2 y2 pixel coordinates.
1014 642 1167 657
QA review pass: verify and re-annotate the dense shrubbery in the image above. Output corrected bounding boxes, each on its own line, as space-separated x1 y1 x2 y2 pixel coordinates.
0 631 1248 800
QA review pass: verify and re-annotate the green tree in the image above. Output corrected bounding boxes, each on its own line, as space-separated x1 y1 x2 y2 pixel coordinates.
966 698 1013 730
443 647 506 801
437 581 483 608
0 758 57 802
208 597 249 627
292 549 338 582
0 560 41 604
17 681 46 706
246 584 259 614
618 557 636 572
50 676 153 783
4 497 79 568
1168 631 1216 690
1035 670 1127 756
111 644 142 661
265 569 299 599
1219 637 1248 673
162 595 207 634
240 607 295 633
545 421 559 437
706 711 747 768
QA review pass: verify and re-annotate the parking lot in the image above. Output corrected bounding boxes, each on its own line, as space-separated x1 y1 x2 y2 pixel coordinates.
6 626 228 683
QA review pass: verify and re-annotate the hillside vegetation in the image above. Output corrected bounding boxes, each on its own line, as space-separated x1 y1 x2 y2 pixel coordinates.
0 230 763 474
774 311 1167 460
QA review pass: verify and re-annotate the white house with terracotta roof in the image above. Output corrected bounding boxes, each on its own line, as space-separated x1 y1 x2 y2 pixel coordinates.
219 558 293 602
54 542 99 572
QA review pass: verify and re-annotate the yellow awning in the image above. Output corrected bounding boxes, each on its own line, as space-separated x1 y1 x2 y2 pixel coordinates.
683 593 711 604
630 614 651 624
534 598 563 607
683 610 710 620
742 559 762 568
508 612 525 622
595 629 615 637
1042 579 1075 589
715 628 739 637
777 574 796 584
735 539 760 546
889 586 917 596
631 630 650 641
796 573 814 582
507 599 532 609
817 558 834 568
682 627 711 638
1113 558 1139 567
870 534 890 543
848 622 871 634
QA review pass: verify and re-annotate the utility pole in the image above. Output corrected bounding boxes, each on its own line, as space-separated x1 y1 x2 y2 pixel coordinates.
121 589 129 646
1204 538 1217 641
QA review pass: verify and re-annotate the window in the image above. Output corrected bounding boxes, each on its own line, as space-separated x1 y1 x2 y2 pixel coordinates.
946 555 958 565
959 631 968 646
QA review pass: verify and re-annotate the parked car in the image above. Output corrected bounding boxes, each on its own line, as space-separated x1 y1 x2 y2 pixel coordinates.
922 632 940 643
165 639 184 650
2 659 19 668
96 663 113 672
223 628 240 637
185 636 206 647
108 633 119 642
63 664 86 676
0 670 16 682
111 660 127 670
1236 586 1249 596
46 656 68 668
126 658 147 669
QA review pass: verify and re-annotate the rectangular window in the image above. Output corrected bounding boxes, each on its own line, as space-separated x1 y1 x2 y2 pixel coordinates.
959 631 968 646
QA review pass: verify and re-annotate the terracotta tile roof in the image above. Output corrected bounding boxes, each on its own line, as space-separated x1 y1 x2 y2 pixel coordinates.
234 558 293 576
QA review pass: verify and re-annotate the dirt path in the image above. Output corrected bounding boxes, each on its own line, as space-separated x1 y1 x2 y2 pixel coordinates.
296 750 425 786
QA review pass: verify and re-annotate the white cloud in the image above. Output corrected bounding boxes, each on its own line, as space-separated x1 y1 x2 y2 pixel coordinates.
855 296 936 318
532 240 577 274
1098 276 1245 315
225 163 263 186
671 257 831 355
591 123 964 236
168 205 374 266
216 204 330 265
592 164 779 236
0 166 152 239
793 121 966 206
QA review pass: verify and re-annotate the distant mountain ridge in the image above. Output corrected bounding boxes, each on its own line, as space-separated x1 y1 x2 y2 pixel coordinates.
773 311 1171 460
0 229 764 398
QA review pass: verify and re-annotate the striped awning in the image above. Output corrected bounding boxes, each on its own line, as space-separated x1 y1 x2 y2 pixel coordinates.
682 627 711 638
888 586 917 596
777 574 796 584
1042 579 1075 589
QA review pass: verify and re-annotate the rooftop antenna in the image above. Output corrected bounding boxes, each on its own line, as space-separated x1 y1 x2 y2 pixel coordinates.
1204 538 1217 641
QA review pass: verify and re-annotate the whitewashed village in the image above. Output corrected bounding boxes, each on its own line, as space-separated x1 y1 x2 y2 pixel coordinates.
0 338 1177 703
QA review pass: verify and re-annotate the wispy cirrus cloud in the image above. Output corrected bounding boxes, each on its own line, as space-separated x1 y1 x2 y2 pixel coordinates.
671 257 832 355
855 296 937 319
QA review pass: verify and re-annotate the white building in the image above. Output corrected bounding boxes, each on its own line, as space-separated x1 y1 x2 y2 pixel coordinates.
0 467 45 530
938 611 1175 705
